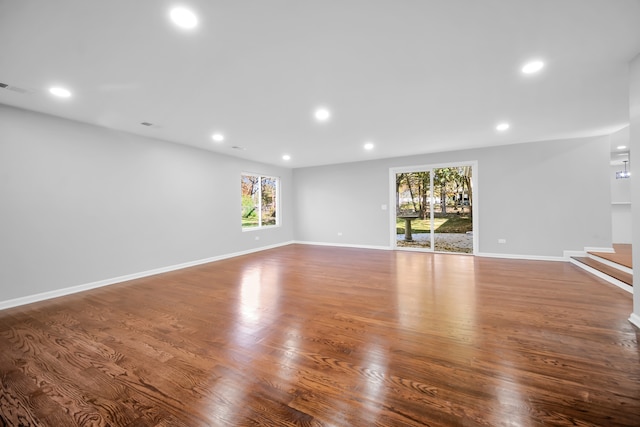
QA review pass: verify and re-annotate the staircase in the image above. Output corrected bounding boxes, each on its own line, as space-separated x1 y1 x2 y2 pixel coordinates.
570 244 633 293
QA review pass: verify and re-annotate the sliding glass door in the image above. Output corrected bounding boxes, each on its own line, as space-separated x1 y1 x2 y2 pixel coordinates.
392 163 475 254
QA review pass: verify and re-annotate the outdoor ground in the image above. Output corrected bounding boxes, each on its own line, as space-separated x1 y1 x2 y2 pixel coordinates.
396 214 473 253
396 232 473 253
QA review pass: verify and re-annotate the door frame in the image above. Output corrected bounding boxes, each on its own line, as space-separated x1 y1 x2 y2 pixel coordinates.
388 160 479 254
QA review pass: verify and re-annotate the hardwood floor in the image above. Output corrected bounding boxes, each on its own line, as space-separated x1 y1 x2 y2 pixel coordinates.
1 245 638 426
590 244 633 269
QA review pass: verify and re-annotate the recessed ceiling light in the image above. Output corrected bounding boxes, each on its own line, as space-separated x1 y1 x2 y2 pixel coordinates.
364 142 374 150
617 145 627 150
49 87 72 98
211 133 224 142
496 123 510 131
282 154 291 161
170 7 198 29
314 108 331 122
522 60 544 74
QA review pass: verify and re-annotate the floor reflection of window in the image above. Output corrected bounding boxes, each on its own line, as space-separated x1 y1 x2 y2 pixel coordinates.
238 264 281 329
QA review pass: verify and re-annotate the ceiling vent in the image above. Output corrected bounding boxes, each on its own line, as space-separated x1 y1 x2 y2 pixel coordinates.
140 121 162 129
0 82 33 94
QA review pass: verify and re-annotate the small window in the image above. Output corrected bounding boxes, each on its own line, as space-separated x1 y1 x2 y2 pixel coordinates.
241 173 279 229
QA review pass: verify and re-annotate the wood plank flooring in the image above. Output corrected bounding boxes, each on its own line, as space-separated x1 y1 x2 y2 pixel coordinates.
0 244 638 426
571 256 633 286
590 243 633 269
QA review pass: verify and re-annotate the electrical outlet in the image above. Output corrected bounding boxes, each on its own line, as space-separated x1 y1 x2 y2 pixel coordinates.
381 204 387 210
337 232 343 236
498 238 506 244
255 236 260 241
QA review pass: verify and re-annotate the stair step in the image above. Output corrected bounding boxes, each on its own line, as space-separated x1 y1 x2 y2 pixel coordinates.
571 256 633 286
587 253 633 275
588 243 632 269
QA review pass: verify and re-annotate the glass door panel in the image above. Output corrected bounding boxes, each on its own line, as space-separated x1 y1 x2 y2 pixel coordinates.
395 171 431 249
432 166 473 253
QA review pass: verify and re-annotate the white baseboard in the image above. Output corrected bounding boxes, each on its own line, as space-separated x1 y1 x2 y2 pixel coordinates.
294 243 565 261
629 313 640 329
563 247 617 259
584 246 615 253
476 252 566 262
0 241 295 311
563 250 586 259
293 241 391 251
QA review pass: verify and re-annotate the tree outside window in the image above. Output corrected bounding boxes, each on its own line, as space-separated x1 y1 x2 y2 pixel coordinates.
241 174 279 229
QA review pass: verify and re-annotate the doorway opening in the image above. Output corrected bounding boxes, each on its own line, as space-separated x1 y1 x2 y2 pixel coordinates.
390 163 476 254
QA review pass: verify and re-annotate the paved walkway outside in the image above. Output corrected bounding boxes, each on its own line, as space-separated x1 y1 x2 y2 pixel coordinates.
396 232 473 253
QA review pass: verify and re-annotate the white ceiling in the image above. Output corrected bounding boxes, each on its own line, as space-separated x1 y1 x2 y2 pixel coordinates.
1 0 639 168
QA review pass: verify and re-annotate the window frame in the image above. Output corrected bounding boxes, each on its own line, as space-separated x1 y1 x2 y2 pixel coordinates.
241 172 281 231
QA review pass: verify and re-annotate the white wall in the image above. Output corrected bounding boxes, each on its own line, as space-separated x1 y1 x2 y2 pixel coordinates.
612 204 633 243
293 136 612 258
630 53 640 328
0 103 618 307
0 105 294 304
610 161 632 243
611 164 632 202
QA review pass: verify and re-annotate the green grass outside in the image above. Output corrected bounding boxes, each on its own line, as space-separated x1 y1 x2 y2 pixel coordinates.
396 215 472 234
242 218 259 228
242 217 276 228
